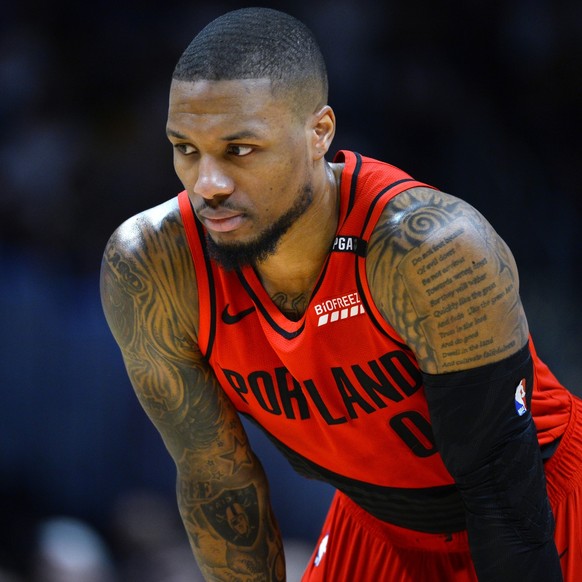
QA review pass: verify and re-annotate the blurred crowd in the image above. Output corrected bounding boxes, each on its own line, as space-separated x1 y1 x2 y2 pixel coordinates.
1 0 581 580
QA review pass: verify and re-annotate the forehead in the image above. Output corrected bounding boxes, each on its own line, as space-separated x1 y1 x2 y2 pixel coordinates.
167 78 294 135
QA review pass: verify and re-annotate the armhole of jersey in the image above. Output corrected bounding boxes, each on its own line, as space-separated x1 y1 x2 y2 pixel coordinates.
356 180 437 349
177 191 213 357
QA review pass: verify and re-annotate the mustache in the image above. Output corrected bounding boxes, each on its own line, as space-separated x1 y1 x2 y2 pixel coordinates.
192 198 247 214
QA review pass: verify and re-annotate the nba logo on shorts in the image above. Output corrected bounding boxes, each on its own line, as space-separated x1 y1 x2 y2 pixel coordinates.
314 533 329 566
514 379 527 416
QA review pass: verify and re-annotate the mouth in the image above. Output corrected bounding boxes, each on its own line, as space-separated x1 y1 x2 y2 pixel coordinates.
196 209 246 233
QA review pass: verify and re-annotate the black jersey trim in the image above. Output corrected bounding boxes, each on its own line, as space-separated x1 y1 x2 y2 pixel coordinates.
354 184 414 350
309 255 331 299
360 178 416 235
193 210 217 359
242 413 466 533
234 253 333 341
355 268 411 351
236 270 306 340
346 152 363 216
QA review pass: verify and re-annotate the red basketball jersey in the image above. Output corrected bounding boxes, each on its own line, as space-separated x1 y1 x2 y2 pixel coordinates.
177 150 571 532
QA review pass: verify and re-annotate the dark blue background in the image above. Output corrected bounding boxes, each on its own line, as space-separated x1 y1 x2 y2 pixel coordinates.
1 0 581 579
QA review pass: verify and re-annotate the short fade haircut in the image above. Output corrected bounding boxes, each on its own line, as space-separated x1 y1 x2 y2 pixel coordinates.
172 7 328 114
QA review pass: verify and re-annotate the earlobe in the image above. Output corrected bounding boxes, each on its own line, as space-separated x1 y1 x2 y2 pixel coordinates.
311 105 336 160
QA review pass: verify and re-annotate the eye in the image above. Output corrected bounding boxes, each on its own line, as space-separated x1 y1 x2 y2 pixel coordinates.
227 144 253 157
174 143 196 155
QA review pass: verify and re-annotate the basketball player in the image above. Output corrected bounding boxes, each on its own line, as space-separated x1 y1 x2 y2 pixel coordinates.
100 8 581 581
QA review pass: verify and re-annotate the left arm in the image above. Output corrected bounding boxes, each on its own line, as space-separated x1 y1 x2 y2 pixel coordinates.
366 187 562 581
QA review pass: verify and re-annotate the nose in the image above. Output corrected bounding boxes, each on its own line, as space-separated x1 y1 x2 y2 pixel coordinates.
193 156 235 202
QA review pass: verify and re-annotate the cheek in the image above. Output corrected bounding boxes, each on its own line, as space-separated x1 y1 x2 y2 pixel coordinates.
260 181 292 216
173 153 200 189
264 156 307 201
172 154 188 184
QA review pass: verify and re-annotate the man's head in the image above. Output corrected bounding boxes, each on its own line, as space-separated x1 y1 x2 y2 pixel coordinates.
167 9 336 270
173 7 328 118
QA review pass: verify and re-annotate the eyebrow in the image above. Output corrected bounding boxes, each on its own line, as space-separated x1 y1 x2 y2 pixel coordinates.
166 127 262 141
220 130 262 141
166 127 188 139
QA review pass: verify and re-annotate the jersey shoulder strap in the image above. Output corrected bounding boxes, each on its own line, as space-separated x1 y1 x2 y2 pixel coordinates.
334 151 437 343
334 150 434 240
177 190 216 357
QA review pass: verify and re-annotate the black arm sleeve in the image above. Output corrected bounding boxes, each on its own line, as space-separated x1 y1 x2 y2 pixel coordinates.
423 343 562 582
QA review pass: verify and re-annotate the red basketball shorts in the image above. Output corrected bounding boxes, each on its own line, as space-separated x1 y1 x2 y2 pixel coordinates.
301 395 582 581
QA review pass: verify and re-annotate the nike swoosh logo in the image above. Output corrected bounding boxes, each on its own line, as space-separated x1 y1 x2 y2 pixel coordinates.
221 304 256 324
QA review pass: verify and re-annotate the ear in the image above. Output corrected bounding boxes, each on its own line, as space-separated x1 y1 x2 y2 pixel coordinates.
310 105 336 161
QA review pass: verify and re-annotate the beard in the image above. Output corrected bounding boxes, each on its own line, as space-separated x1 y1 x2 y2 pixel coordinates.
205 183 314 271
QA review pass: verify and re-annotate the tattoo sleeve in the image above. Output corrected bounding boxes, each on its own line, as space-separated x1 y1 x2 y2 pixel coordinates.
366 188 529 374
100 203 285 581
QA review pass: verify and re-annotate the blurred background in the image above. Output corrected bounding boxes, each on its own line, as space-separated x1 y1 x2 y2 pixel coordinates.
1 0 581 580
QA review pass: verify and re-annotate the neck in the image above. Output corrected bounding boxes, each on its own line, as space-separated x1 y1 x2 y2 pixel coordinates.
255 161 342 310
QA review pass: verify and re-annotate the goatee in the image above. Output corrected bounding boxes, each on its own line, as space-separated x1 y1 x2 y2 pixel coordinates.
206 184 314 271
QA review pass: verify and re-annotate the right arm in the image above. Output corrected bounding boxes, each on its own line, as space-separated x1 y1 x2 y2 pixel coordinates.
100 204 285 581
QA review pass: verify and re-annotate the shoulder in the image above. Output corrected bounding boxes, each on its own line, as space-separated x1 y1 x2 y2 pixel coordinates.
366 187 495 280
100 197 199 349
366 187 528 373
101 198 191 296
373 186 483 238
105 197 184 257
